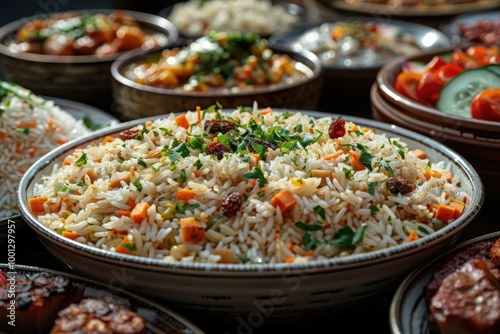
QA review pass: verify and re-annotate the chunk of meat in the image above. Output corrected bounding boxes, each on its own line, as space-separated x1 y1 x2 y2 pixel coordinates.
430 259 500 334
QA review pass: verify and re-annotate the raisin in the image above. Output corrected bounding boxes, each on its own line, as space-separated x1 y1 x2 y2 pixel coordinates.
206 142 230 160
329 118 346 139
119 128 140 141
221 193 243 216
205 120 236 134
386 177 416 194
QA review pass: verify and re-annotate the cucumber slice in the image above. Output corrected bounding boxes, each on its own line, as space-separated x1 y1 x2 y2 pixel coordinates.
436 64 500 118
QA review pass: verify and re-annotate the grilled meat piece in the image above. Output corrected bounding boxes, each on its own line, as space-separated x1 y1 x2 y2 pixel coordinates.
430 259 500 334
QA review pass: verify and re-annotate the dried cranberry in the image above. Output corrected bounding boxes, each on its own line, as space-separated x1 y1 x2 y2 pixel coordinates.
329 118 346 139
205 120 236 134
386 178 416 194
119 128 140 141
221 193 243 216
206 142 230 160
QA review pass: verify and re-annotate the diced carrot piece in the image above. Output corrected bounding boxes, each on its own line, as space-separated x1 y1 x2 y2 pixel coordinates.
180 217 205 243
410 149 427 159
145 120 153 127
56 139 67 145
260 107 273 115
193 169 201 177
196 106 202 126
116 210 131 218
15 144 22 153
441 170 452 183
47 119 54 127
449 199 465 219
0 131 7 139
213 248 235 263
407 230 419 242
62 230 79 240
28 196 47 215
63 157 72 166
115 245 133 255
349 151 365 171
435 204 456 223
249 153 260 169
176 189 194 203
175 114 190 130
29 147 37 158
270 190 297 213
130 202 150 224
49 202 61 213
127 199 136 208
303 250 314 256
284 257 295 263
323 150 344 161
102 136 115 145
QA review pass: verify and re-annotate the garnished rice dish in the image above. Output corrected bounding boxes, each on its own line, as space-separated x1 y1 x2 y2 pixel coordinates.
0 81 90 219
29 105 468 264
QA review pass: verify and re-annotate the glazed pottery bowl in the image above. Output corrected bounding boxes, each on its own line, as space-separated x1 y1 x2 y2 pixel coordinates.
17 110 483 317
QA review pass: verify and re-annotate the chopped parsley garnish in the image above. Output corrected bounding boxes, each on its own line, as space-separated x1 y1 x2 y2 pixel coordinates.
368 182 377 195
76 179 85 187
133 178 142 191
359 150 374 171
176 203 200 214
180 170 187 183
75 152 87 167
370 206 380 217
380 160 394 177
313 206 326 220
343 167 354 179
418 226 430 235
14 127 29 135
295 222 322 232
137 158 147 168
82 116 101 131
329 224 367 248
194 159 202 170
242 166 267 187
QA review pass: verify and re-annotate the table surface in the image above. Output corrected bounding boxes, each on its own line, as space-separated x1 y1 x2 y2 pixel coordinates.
2 1 498 333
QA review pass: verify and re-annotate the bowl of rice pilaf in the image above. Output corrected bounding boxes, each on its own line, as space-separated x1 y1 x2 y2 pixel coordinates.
17 105 483 316
0 81 94 227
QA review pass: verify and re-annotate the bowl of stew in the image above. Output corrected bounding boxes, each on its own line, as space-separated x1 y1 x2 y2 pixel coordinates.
110 31 324 120
0 9 178 108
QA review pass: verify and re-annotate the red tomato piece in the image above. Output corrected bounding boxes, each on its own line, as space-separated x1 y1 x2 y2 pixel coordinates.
467 45 492 66
423 56 447 74
450 49 477 69
417 71 443 105
0 270 8 288
435 64 464 84
470 88 500 122
395 71 423 103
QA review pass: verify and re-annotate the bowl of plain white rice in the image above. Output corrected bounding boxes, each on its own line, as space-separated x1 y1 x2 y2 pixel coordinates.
0 81 93 224
17 104 483 317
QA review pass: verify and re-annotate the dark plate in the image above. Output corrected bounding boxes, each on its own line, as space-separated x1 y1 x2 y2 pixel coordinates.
268 17 450 72
159 0 307 39
324 0 500 17
440 10 500 44
0 97 119 233
0 264 204 334
389 231 500 334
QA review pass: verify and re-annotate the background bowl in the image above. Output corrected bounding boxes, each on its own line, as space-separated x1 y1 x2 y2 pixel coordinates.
159 0 307 39
0 9 178 109
389 231 500 334
17 110 483 318
268 17 450 108
110 42 324 120
440 10 500 45
373 46 500 199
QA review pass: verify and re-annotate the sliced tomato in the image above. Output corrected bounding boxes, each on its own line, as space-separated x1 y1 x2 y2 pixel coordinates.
422 56 446 74
395 71 423 103
466 45 492 66
417 71 443 105
470 88 500 122
0 270 7 288
435 64 464 83
450 49 477 69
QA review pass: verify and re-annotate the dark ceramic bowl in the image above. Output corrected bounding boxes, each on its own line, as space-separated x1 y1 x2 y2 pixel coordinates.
0 9 178 107
110 41 324 120
376 46 500 140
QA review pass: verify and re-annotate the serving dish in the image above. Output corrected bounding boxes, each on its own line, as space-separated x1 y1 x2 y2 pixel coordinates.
268 17 449 102
17 109 483 317
322 0 500 17
390 231 500 334
111 39 324 120
0 9 178 107
159 0 306 38
0 96 118 233
0 263 203 334
440 10 500 45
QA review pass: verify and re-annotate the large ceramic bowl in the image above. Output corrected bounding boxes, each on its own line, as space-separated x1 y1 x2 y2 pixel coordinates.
268 17 450 104
17 110 483 318
390 231 500 334
0 9 178 107
110 41 324 120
